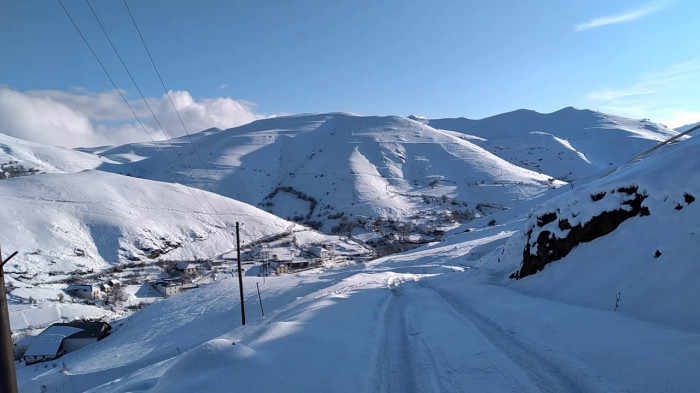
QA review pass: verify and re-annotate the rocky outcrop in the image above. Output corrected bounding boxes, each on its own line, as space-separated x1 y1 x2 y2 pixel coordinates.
512 186 649 279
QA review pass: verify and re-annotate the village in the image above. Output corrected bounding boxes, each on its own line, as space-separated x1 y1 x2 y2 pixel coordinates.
11 243 339 366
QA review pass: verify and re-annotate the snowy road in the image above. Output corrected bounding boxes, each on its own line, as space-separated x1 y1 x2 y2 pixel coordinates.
368 278 588 393
16 259 700 393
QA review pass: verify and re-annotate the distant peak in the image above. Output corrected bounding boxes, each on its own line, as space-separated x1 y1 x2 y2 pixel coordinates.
407 115 428 124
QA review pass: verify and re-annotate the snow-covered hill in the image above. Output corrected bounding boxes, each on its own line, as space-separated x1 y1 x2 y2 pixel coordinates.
496 127 700 329
94 113 567 253
7 108 700 392
15 133 700 393
0 133 110 175
0 170 363 278
428 107 678 183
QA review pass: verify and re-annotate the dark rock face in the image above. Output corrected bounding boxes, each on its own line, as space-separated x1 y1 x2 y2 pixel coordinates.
512 186 649 279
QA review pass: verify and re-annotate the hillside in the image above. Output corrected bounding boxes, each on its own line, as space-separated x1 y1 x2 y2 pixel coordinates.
14 132 700 393
496 128 700 329
0 171 364 277
96 113 567 252
0 133 110 176
0 137 367 335
428 107 679 183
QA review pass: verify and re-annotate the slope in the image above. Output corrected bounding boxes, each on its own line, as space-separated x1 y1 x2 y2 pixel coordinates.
0 132 110 175
96 113 563 236
15 166 700 393
428 107 679 183
494 130 700 329
0 170 365 278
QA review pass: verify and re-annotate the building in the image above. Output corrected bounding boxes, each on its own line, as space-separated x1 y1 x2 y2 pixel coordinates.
274 263 288 274
290 257 310 269
23 322 111 365
309 246 332 259
153 280 184 297
175 261 197 275
68 284 102 300
259 248 296 262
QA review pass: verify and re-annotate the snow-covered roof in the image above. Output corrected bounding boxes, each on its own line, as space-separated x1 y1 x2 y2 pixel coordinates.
176 262 197 270
24 326 82 357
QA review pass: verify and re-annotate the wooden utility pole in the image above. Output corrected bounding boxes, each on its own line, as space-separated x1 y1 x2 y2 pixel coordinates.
0 246 19 393
256 282 264 316
236 222 246 325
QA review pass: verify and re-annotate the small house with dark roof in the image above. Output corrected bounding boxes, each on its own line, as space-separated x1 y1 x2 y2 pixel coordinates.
68 284 102 300
175 261 197 275
23 321 111 365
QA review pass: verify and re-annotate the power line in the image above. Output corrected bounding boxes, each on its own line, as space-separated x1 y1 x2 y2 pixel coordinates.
56 0 214 218
56 0 170 166
122 0 237 216
85 0 170 144
83 0 222 217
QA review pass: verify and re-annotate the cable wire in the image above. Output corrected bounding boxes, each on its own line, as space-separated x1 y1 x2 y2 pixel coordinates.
122 0 237 216
84 0 222 217
57 0 213 217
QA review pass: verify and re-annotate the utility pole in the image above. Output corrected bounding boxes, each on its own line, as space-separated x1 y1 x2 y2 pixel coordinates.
0 246 19 393
236 222 246 325
256 282 264 316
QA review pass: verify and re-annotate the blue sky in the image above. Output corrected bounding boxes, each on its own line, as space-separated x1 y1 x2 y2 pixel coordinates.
1 0 699 146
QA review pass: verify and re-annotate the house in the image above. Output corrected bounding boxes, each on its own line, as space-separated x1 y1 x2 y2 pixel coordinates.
290 257 310 269
175 261 197 275
100 283 111 293
274 264 288 274
109 279 121 288
68 284 101 300
309 246 332 259
23 322 111 365
259 248 296 262
153 280 183 297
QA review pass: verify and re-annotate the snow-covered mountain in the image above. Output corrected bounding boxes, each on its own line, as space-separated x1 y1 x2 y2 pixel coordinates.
428 107 678 183
96 113 564 234
675 120 700 133
0 133 110 175
5 107 699 392
0 170 363 278
14 126 700 393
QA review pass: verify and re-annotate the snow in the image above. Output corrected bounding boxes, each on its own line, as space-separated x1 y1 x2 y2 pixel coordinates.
95 112 564 227
24 326 81 357
429 107 679 183
4 108 700 392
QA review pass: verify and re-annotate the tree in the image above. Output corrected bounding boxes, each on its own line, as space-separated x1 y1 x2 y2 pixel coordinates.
105 286 128 306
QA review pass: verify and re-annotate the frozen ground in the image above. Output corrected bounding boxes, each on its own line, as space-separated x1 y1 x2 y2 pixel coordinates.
5 109 698 392
15 231 700 392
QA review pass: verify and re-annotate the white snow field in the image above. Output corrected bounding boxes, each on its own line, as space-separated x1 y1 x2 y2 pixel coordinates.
13 122 700 392
428 107 680 184
96 112 571 226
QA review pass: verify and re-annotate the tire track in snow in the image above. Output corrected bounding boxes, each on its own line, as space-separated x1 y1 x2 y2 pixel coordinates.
372 287 419 393
422 282 598 393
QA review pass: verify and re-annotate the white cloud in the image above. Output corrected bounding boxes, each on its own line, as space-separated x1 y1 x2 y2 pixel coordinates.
0 87 265 148
153 90 263 138
584 58 700 128
658 110 700 129
574 1 670 32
